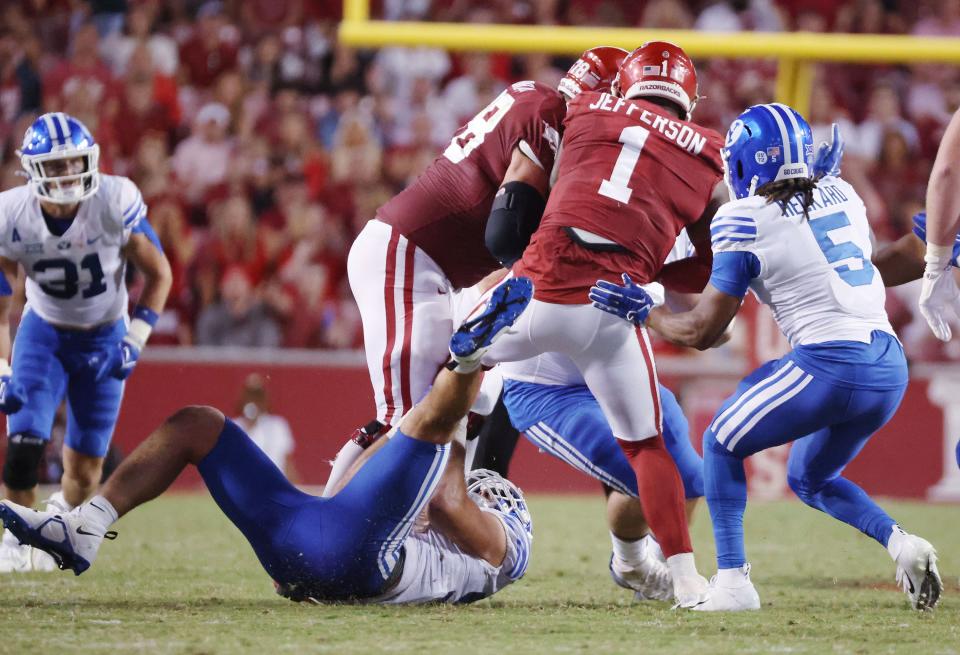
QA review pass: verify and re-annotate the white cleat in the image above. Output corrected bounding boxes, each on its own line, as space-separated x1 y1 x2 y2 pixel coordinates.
29 493 74 572
0 500 115 575
0 529 31 573
610 551 674 602
691 564 761 612
890 529 942 611
672 573 711 609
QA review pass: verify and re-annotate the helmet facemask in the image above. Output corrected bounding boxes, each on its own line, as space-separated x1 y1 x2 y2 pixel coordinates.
20 145 100 205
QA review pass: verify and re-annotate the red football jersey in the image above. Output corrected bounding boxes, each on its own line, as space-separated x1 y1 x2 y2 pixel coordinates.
377 81 565 290
514 91 724 304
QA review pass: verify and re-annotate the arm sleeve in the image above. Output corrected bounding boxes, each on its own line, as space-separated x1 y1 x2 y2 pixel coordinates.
708 212 762 298
709 251 761 298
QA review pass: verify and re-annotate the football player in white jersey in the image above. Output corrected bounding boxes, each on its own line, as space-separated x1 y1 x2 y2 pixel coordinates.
590 104 942 612
0 279 534 605
0 113 172 572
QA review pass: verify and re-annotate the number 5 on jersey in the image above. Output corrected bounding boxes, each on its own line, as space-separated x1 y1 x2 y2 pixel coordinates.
599 126 650 203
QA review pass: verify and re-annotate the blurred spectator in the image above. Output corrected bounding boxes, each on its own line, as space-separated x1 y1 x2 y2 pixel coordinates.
100 2 179 76
694 0 784 32
195 267 282 347
179 2 239 88
233 373 297 477
43 23 115 113
171 102 233 207
0 31 42 138
443 53 507 124
855 84 919 162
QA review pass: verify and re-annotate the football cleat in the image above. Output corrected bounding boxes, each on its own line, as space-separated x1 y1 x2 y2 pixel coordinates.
30 492 74 572
671 573 711 610
690 564 761 612
449 277 533 373
609 551 673 602
0 500 115 575
889 529 942 611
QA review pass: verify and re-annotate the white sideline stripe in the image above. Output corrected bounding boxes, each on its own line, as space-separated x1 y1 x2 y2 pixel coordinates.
714 366 809 447
763 105 793 165
725 373 813 451
710 362 796 434
377 443 450 578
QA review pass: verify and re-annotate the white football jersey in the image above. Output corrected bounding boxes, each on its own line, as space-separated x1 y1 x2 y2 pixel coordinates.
710 175 893 346
372 508 529 605
0 175 145 328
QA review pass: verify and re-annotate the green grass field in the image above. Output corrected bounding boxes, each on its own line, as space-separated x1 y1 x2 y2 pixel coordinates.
0 494 957 655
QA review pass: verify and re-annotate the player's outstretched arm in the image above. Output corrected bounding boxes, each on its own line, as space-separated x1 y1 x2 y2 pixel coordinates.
873 233 927 287
646 285 741 351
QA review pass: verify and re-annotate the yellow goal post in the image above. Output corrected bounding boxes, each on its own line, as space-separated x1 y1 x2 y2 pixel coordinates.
339 0 960 116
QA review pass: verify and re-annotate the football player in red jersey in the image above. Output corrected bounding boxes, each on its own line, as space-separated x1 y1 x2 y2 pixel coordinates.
452 42 726 607
327 48 627 495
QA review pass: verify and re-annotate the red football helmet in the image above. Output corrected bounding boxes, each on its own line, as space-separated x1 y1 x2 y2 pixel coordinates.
558 46 628 101
612 41 699 119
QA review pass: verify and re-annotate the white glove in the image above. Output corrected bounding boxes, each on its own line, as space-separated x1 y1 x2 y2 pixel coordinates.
919 244 960 341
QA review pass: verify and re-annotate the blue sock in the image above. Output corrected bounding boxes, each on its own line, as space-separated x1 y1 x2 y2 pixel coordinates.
703 432 748 569
788 474 896 547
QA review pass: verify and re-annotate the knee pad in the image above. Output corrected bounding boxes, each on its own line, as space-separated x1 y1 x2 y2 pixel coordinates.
2 433 47 490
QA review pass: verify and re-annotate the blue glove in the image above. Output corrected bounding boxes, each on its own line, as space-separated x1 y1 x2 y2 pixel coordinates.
0 374 25 414
812 123 843 179
588 273 655 326
912 211 960 267
91 336 142 382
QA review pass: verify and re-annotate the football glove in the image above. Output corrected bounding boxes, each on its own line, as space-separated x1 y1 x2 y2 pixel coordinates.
93 307 157 381
589 273 656 326
812 123 843 179
919 247 960 342
0 371 25 415
911 212 960 267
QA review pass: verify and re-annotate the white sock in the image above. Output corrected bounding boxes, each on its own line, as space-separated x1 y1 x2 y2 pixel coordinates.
322 440 365 498
716 566 749 587
82 495 118 533
611 532 648 566
46 490 74 512
666 552 698 579
886 524 906 561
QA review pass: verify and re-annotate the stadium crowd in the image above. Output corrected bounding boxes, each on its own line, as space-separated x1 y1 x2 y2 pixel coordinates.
0 0 957 358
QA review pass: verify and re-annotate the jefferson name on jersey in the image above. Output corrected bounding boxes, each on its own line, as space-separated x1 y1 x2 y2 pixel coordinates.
586 92 711 155
0 175 144 328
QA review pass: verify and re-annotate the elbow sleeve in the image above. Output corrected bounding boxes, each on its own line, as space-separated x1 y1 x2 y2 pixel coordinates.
484 181 546 267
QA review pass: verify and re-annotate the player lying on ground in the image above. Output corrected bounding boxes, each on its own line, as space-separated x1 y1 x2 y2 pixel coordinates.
0 113 171 572
0 279 535 605
591 103 943 612
333 47 626 494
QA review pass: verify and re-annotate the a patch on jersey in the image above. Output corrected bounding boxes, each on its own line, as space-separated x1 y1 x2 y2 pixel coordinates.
57 241 70 250
711 216 757 248
11 229 20 243
754 151 767 164
25 243 43 254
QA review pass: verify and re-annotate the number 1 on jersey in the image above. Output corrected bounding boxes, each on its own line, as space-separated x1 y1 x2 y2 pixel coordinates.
598 126 650 204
